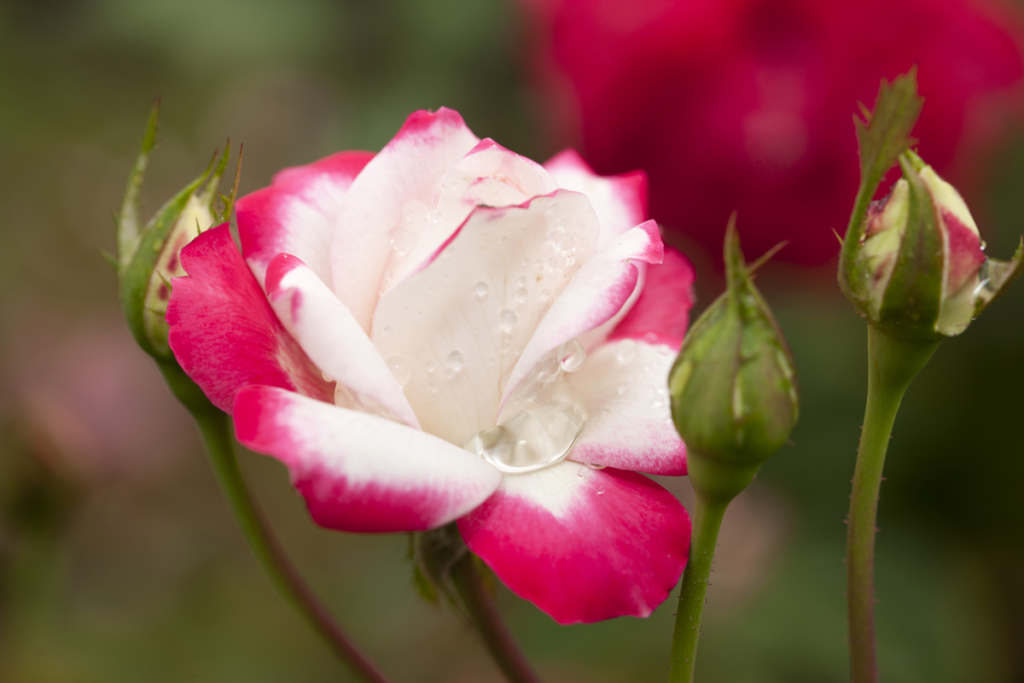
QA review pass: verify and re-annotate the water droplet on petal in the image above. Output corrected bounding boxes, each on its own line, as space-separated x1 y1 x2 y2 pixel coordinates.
428 381 439 395
539 289 551 303
499 309 517 332
515 287 529 304
587 462 607 470
446 350 465 373
558 338 586 373
475 282 489 298
426 360 437 374
386 356 412 388
428 209 441 222
464 399 587 474
615 339 637 364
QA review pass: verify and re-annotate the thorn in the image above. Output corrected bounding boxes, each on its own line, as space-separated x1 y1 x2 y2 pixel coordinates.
832 228 844 246
98 249 119 272
746 240 788 275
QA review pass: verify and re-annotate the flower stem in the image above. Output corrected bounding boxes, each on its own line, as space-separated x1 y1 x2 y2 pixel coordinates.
191 407 392 683
669 492 729 683
846 325 938 683
451 553 542 683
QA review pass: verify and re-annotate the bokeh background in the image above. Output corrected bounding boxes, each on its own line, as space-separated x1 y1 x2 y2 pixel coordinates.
1 0 1023 681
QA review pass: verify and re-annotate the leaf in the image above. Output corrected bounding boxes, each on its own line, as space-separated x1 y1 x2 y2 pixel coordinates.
840 68 924 303
854 67 924 194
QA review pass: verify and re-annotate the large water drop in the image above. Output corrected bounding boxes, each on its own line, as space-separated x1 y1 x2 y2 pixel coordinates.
465 399 587 474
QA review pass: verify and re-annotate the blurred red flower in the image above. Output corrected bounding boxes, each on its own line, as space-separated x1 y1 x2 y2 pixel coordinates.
522 0 1024 265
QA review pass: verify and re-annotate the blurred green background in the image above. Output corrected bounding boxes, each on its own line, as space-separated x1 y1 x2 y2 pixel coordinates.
1 1 1022 681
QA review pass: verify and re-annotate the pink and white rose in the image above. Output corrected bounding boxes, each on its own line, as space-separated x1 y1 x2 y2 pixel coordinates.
167 108 694 624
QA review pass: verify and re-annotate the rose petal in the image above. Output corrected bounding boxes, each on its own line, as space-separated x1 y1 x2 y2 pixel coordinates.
458 459 690 624
609 247 696 349
235 385 502 533
330 108 480 330
381 139 562 294
237 151 373 289
371 191 601 445
567 340 686 475
167 225 332 412
544 148 647 248
500 220 664 412
265 254 420 429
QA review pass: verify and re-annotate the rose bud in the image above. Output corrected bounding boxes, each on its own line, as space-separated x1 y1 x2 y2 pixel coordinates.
669 218 798 502
115 100 238 362
840 150 1024 341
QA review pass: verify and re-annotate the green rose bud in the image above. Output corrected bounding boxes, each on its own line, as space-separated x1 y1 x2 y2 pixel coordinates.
114 100 239 361
669 218 799 503
840 150 1023 341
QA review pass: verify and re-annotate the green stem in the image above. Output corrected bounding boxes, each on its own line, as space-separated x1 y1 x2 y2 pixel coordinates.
669 493 729 683
192 408 392 683
451 553 542 683
846 325 939 683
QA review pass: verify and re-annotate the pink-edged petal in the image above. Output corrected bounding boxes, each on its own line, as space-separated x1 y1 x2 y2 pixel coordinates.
458 460 690 624
235 385 501 533
544 149 647 249
265 254 420 429
237 151 373 289
500 220 664 412
371 190 600 445
567 340 686 475
330 108 480 330
167 225 332 413
609 247 696 349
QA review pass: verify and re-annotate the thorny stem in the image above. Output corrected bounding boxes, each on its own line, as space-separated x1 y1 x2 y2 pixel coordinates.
846 325 938 683
451 553 542 683
191 407 392 683
669 493 729 683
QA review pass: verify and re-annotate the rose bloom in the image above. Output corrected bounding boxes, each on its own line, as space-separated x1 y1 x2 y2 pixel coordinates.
167 108 695 624
521 0 1024 265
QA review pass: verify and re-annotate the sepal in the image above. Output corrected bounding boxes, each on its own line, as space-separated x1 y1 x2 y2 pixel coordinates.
115 104 240 360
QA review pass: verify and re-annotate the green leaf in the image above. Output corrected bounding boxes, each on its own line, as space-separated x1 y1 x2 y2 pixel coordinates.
853 67 924 201
117 98 160 270
840 68 924 302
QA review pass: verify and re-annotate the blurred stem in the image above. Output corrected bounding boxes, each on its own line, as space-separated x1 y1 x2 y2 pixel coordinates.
846 326 938 683
669 493 729 683
190 407 392 683
451 553 541 683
